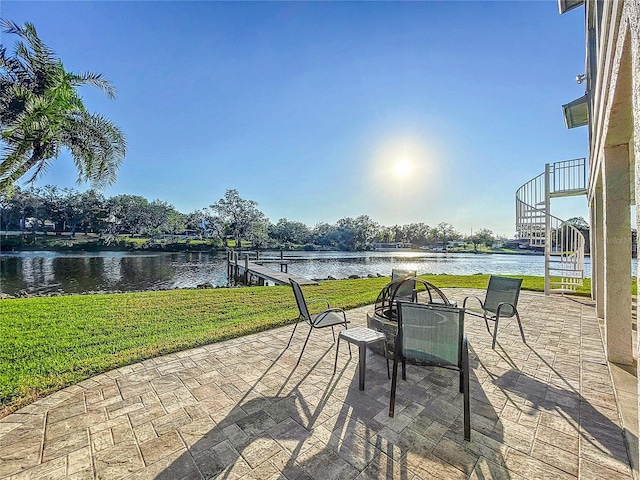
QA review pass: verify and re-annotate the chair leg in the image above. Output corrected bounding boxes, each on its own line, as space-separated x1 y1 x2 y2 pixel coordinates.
389 358 399 417
492 315 499 350
331 326 336 342
483 312 491 334
333 336 341 374
286 318 300 348
462 339 470 441
386 357 390 380
515 310 526 343
296 326 314 366
343 321 351 356
401 359 407 381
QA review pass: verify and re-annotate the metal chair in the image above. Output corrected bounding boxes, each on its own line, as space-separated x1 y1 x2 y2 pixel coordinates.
391 268 417 302
462 275 525 349
286 278 350 365
389 302 470 441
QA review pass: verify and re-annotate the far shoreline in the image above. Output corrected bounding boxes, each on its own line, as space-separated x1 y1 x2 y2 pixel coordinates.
0 233 545 256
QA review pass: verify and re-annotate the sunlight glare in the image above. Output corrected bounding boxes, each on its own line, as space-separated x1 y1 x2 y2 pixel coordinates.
393 159 412 178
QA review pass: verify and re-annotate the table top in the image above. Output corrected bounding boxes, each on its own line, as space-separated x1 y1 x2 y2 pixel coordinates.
339 326 386 344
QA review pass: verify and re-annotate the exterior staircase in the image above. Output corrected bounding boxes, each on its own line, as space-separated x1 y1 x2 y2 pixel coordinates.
515 158 588 294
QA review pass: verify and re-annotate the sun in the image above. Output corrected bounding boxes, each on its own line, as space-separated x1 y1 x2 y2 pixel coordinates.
393 159 412 178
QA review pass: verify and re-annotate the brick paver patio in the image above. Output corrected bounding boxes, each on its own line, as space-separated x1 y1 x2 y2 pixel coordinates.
0 289 634 479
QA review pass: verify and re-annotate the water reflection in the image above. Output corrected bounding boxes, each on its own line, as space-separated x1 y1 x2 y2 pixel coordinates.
0 250 600 296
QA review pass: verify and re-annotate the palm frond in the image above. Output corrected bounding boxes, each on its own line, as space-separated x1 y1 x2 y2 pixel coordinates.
70 71 117 99
0 142 36 191
62 110 126 189
1 18 126 189
1 20 57 64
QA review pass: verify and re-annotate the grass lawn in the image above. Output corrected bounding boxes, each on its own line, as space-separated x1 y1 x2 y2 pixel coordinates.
0 274 600 417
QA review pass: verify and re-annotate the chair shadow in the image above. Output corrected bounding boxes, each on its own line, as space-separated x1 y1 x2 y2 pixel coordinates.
152 330 513 479
491 346 634 474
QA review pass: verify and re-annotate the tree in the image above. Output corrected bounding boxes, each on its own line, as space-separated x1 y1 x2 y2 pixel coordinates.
402 222 430 246
270 218 311 246
77 189 108 234
186 208 223 243
210 189 267 248
0 20 126 193
435 222 459 251
375 226 394 244
38 185 69 232
467 228 495 252
311 222 337 247
157 203 185 236
565 217 589 230
107 195 150 235
0 185 29 234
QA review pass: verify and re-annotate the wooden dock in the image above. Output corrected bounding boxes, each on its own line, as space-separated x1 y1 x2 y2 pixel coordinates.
227 251 317 286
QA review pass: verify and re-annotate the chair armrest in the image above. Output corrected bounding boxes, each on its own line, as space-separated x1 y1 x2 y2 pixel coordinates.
495 302 517 318
462 295 487 318
312 308 349 326
307 298 331 309
462 295 484 308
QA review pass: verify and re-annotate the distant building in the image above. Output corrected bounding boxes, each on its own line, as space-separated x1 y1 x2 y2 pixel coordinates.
371 242 416 251
501 239 531 250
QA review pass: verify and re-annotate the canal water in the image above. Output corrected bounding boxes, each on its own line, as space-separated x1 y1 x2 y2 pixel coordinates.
0 250 598 296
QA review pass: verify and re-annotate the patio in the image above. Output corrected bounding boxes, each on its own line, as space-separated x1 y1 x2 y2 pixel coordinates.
0 288 635 479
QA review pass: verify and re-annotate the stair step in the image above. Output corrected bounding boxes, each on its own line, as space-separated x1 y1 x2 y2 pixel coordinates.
549 288 579 294
549 267 584 278
549 280 583 286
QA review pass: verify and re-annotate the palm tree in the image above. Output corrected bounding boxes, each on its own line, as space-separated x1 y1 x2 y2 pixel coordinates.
0 19 126 193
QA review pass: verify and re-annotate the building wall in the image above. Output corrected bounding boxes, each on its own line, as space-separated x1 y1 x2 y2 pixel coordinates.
585 0 638 357
577 0 639 473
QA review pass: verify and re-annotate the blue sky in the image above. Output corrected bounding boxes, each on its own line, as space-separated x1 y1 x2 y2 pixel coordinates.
1 1 588 237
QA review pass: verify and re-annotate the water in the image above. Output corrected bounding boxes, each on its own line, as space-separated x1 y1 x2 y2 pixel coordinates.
0 250 600 296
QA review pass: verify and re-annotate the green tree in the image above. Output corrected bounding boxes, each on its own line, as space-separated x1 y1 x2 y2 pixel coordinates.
435 222 459 251
186 208 223 244
403 222 430 246
162 209 186 236
210 189 267 248
77 189 108 234
353 215 380 250
0 20 126 193
270 218 311 246
311 222 337 247
467 228 495 252
565 217 589 230
107 195 150 235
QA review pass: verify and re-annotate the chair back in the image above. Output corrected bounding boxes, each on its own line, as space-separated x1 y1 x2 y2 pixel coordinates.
483 276 522 317
391 269 417 299
397 302 464 369
289 279 311 322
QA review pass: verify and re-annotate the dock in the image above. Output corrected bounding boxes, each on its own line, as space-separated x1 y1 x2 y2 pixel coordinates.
227 251 318 286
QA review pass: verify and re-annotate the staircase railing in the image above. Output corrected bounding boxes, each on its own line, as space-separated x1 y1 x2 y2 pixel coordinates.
515 159 587 294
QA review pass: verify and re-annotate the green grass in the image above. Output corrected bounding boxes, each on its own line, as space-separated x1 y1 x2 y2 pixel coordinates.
0 274 607 416
117 235 149 246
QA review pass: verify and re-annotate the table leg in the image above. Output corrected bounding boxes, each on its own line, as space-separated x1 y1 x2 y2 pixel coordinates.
359 343 366 390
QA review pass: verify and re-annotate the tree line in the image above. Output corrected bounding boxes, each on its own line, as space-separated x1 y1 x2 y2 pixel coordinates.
0 187 501 251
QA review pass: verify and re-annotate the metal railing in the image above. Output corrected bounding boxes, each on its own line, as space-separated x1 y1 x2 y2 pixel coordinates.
515 159 587 294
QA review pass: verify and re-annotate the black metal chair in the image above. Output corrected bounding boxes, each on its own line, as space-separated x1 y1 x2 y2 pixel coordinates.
286 278 350 365
462 275 525 349
389 302 470 441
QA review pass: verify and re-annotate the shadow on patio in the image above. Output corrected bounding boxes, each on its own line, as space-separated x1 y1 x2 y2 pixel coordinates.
0 290 634 480
154 335 506 480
